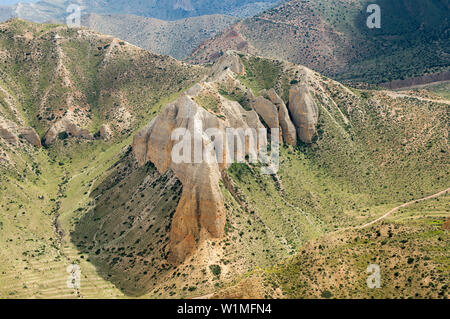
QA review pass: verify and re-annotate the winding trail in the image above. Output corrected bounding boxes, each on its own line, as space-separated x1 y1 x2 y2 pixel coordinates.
357 187 450 229
383 91 450 105
192 187 450 299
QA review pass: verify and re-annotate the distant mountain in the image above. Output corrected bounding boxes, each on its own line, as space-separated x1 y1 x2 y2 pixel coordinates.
189 0 450 84
81 13 238 60
0 0 283 22
0 0 280 59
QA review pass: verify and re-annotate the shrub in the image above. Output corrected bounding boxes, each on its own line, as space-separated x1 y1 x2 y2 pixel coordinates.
58 132 69 140
321 290 333 299
209 264 221 277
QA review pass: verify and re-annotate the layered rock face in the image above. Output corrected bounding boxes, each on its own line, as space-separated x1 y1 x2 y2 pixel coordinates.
250 96 280 131
99 124 113 141
288 84 319 143
261 88 297 146
133 95 226 263
43 117 94 146
133 82 266 263
132 52 321 263
251 85 318 145
0 117 41 147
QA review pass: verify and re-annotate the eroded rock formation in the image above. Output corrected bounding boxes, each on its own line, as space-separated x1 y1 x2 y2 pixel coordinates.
250 96 280 130
210 50 245 79
0 117 41 147
262 88 297 146
288 84 319 143
132 52 322 263
133 83 266 264
99 124 113 141
43 117 94 146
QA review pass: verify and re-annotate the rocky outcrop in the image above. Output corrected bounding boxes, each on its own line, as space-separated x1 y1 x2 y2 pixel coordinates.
245 88 255 102
133 95 226 264
264 88 297 146
210 51 245 78
288 85 319 143
43 117 94 146
250 96 279 130
133 83 266 264
0 118 41 147
18 127 41 147
131 53 322 264
443 217 450 231
0 120 18 145
99 124 113 141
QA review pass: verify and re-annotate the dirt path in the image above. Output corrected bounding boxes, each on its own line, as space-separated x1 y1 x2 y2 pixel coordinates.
192 293 215 300
192 187 449 299
357 188 450 229
383 90 450 105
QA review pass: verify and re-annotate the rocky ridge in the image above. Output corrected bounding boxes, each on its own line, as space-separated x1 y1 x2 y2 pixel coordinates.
132 51 321 262
0 117 41 147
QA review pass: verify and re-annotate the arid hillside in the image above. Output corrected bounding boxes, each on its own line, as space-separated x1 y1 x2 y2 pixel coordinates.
213 194 449 299
0 0 282 22
0 20 448 299
189 0 450 84
0 18 205 145
0 19 205 298
81 13 238 60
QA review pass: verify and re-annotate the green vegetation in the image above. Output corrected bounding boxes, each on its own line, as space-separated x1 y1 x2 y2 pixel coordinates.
0 22 448 300
0 19 206 299
422 82 450 100
238 56 283 94
209 265 221 277
260 195 449 299
194 93 220 114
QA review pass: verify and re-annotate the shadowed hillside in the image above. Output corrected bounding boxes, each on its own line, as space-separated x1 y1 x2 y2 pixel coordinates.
0 0 282 22
189 0 450 84
81 13 238 60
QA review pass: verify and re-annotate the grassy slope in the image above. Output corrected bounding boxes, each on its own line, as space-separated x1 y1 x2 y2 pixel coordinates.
0 28 448 298
0 19 206 298
234 55 448 216
190 0 450 84
421 82 450 101
0 19 205 136
210 54 449 299
230 195 449 299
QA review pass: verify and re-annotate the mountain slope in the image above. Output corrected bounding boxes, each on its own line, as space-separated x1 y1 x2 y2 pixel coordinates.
0 0 282 22
0 18 206 298
72 52 448 297
0 0 275 61
0 18 205 142
0 20 448 299
189 0 450 84
213 195 449 299
81 13 237 60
